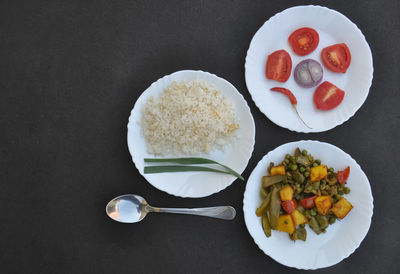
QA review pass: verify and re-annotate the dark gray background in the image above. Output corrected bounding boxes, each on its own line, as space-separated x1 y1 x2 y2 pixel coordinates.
1 0 399 273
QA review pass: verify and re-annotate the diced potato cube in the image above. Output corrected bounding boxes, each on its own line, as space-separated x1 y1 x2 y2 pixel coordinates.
291 210 308 226
279 186 294 201
310 165 328 182
315 195 332 215
276 214 295 234
331 197 353 219
270 165 286 176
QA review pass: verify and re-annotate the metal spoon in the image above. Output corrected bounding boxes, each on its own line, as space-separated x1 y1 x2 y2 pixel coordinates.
106 194 236 223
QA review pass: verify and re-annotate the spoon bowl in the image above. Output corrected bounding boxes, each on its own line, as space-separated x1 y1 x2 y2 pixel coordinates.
106 194 149 223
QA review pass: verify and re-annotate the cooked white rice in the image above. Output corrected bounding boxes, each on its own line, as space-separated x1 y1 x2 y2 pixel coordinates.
141 80 239 155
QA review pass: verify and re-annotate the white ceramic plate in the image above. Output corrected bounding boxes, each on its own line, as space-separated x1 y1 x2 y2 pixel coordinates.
243 140 373 269
127 70 255 198
245 5 373 132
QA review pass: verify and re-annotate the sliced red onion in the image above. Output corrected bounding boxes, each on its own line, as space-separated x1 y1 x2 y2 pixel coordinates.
294 59 323 88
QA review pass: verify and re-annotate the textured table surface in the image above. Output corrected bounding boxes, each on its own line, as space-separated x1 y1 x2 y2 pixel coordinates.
1 0 399 273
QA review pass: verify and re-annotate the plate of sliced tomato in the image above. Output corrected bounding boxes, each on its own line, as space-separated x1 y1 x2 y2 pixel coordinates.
245 5 373 132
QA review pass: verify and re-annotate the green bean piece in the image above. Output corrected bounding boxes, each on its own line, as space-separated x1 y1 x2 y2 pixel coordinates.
302 149 308 156
296 227 307 241
294 148 301 156
315 159 321 165
296 155 310 166
329 167 334 173
285 154 291 159
316 215 329 229
262 213 272 237
310 208 317 216
269 186 281 229
329 217 336 224
292 170 305 183
338 190 344 195
313 181 320 190
304 182 313 193
290 164 298 171
299 223 305 228
309 216 322 234
256 192 272 216
344 187 351 194
262 175 286 188
297 205 305 214
312 163 318 167
304 171 310 178
299 166 306 173
260 187 268 198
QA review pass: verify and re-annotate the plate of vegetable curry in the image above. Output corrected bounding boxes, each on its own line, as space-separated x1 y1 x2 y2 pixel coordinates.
243 140 373 269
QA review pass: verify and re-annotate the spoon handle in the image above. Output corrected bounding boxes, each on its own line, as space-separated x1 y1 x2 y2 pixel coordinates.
149 206 236 220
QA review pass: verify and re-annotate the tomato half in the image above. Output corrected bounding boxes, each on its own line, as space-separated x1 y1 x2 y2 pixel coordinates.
288 27 319 56
265 49 292 82
314 81 345 110
281 199 298 214
321 43 351 73
300 196 317 209
337 166 350 185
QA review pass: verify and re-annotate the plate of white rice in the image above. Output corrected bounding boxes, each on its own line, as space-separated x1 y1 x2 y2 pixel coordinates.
127 70 255 198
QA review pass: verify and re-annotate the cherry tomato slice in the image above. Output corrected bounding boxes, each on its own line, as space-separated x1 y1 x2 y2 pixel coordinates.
281 199 298 214
265 49 292 82
321 43 351 73
337 166 350 185
288 27 319 56
300 195 317 209
314 81 345 110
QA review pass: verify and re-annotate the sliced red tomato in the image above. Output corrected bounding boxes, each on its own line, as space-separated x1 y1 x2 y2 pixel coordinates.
337 166 350 185
288 27 319 56
321 43 351 73
265 49 292 82
314 81 345 110
300 195 317 209
281 199 298 214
